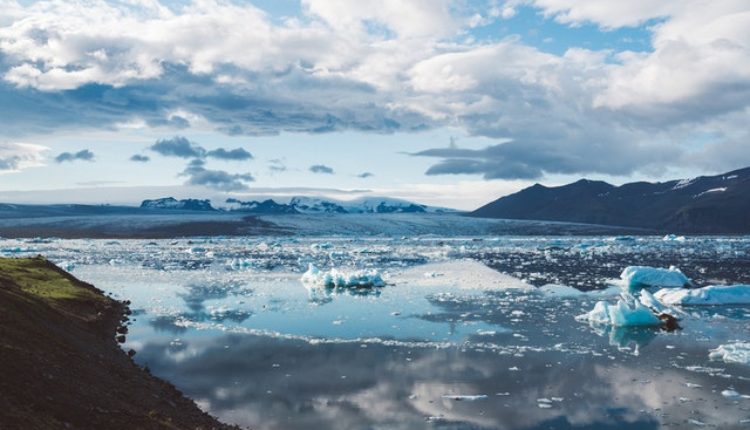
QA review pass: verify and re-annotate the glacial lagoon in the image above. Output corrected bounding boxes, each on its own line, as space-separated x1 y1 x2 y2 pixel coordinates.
4 236 750 429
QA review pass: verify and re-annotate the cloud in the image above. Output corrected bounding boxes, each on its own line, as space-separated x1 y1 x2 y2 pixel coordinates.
0 0 749 180
130 154 150 162
54 149 94 163
309 164 334 174
150 136 205 158
180 159 254 191
357 172 374 178
0 142 47 171
206 147 253 161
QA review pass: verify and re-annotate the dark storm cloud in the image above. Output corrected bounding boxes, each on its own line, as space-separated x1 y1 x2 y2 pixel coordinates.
150 136 206 158
309 164 334 174
130 154 150 162
206 147 253 161
180 159 254 191
54 149 94 163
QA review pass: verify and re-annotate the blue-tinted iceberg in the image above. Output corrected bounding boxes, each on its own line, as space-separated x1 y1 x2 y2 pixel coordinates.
654 285 750 306
620 266 690 291
577 293 662 327
709 342 750 365
301 264 386 289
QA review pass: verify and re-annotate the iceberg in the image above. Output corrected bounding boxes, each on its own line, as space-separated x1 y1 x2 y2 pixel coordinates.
301 264 386 289
620 266 690 291
654 285 750 306
577 293 662 327
709 342 750 365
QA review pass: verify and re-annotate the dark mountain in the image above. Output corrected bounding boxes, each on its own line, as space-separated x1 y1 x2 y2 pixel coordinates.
140 197 216 211
470 167 750 233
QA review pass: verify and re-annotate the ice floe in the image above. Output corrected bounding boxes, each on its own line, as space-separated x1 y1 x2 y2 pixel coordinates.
709 342 750 365
394 260 534 291
654 285 750 306
301 264 386 289
620 265 690 291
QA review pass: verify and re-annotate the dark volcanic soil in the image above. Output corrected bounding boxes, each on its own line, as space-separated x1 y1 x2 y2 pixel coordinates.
0 257 239 429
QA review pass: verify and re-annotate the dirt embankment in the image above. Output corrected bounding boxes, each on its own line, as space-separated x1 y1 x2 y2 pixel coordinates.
0 256 239 429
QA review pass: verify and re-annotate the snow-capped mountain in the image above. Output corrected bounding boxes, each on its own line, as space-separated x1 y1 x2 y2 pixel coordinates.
471 166 750 233
225 196 454 214
140 197 216 211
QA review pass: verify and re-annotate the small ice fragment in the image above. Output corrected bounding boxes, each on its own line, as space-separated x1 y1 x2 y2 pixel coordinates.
686 383 702 389
722 389 741 398
509 366 520 371
495 392 510 396
688 419 706 426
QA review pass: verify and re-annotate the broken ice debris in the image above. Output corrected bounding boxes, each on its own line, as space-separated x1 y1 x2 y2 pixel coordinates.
301 264 386 289
620 266 690 291
654 285 750 306
709 342 750 366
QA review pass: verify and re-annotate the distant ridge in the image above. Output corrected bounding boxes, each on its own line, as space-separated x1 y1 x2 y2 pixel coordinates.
470 167 750 234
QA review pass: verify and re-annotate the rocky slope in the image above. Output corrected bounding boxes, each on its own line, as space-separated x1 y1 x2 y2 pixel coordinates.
0 257 238 429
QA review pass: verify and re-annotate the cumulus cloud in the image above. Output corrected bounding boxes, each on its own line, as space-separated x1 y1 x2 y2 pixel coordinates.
130 154 150 162
206 147 253 161
309 164 334 174
0 143 47 171
180 159 255 191
54 149 94 163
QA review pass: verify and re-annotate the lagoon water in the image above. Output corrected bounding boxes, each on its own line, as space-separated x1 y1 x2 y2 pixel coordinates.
3 236 750 429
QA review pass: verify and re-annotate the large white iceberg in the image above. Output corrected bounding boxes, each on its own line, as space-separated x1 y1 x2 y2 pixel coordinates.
301 264 386 289
654 285 750 306
620 266 690 291
709 342 750 365
577 293 662 327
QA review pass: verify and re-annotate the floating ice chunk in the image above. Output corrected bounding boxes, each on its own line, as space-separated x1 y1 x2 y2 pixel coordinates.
709 342 750 365
577 293 661 327
301 264 386 289
620 266 690 291
655 285 750 306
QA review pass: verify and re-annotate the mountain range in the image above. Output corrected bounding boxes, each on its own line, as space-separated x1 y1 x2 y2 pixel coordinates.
141 196 452 215
470 167 750 233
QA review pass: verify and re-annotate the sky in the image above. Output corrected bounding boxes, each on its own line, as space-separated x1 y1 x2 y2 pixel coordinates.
0 0 749 209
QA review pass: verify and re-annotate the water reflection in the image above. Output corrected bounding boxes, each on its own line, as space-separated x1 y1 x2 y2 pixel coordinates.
136 333 750 430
